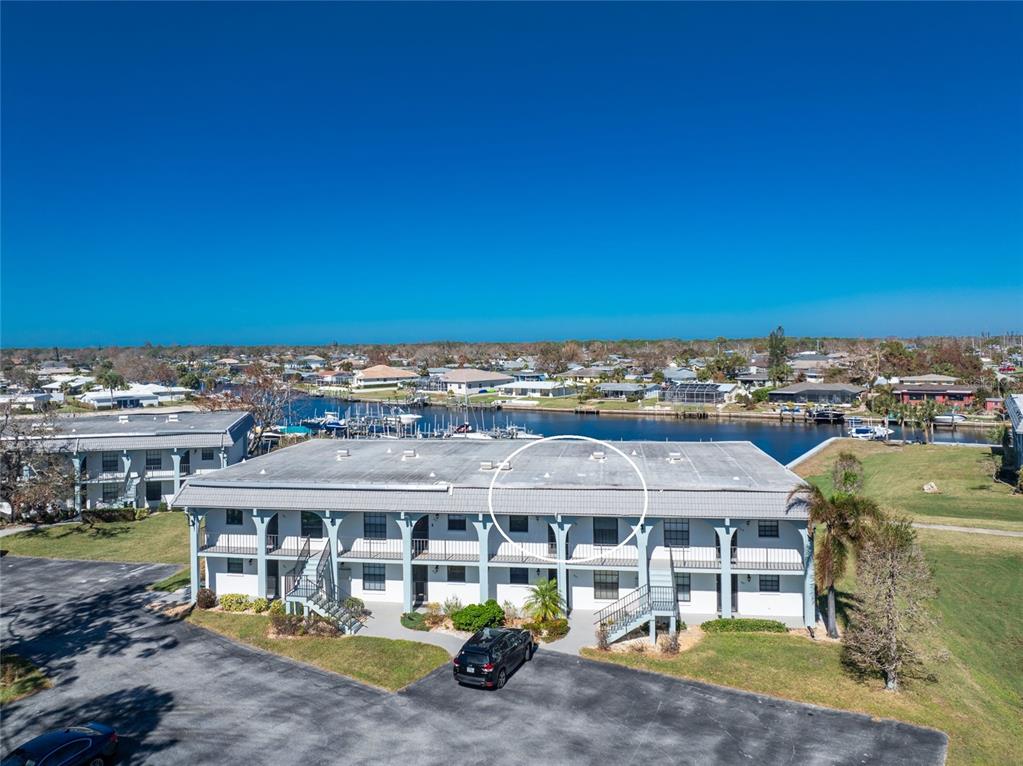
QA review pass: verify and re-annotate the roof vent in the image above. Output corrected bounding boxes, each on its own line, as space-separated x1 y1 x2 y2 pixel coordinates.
259 468 267 475
401 449 417 460
667 451 683 464
480 460 494 471
167 414 179 422
118 415 129 423
590 451 606 461
499 461 512 471
335 448 351 459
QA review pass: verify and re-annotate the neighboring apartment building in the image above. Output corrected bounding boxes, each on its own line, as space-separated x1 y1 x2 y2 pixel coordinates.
768 382 864 405
441 368 515 396
79 383 191 409
891 384 976 407
19 411 253 511
352 364 420 389
174 439 815 641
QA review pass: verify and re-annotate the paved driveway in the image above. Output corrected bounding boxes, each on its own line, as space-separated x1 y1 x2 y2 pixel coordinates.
0 556 947 765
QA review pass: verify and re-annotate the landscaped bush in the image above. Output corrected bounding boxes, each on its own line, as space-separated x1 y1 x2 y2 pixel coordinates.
133 508 150 522
442 596 463 617
451 600 505 632
423 602 445 627
82 508 137 524
501 600 519 621
401 612 429 631
268 599 286 616
270 613 306 636
701 618 787 633
195 588 216 609
523 617 569 643
251 597 270 614
218 593 253 612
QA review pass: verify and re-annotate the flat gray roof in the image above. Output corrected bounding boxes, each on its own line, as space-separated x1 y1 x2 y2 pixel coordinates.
174 438 808 520
11 411 253 451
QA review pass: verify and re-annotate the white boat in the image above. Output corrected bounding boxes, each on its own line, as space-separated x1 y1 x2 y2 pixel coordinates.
848 425 893 440
934 413 966 426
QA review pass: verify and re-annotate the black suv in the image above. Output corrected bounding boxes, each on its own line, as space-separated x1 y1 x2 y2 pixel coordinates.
453 627 535 689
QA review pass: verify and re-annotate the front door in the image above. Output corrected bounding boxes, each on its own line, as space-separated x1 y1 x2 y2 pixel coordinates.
266 560 279 599
412 565 428 606
715 574 739 613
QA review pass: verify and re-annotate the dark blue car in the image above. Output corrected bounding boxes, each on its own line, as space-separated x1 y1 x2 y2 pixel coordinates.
1 723 117 766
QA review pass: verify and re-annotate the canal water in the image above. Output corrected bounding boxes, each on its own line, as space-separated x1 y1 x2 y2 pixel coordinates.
286 396 992 466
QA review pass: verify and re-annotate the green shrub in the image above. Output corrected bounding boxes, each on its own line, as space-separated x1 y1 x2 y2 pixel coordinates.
158 501 169 513
251 597 270 614
82 508 136 523
523 617 569 643
268 599 286 616
451 600 505 632
401 612 429 631
701 618 787 633
218 593 253 612
133 508 150 522
195 588 216 609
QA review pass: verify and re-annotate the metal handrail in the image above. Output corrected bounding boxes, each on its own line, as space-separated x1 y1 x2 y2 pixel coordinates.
594 584 650 628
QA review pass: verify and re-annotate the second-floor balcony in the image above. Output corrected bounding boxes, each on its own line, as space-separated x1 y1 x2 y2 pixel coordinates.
198 531 327 557
664 545 803 571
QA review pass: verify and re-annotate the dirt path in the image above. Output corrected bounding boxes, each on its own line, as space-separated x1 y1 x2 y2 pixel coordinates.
912 522 1023 538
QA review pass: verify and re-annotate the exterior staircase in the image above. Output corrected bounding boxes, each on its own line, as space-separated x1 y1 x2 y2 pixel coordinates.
285 544 363 635
120 472 141 506
595 551 680 644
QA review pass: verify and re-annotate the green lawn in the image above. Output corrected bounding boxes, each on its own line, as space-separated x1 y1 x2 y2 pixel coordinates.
584 442 1023 766
0 512 189 564
150 567 191 592
1 654 52 705
797 442 1022 531
188 610 449 691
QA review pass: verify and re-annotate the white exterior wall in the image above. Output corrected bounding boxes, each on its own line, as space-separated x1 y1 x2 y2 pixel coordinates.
346 563 403 604
207 557 261 598
568 569 640 610
737 574 803 618
676 572 719 616
424 566 480 606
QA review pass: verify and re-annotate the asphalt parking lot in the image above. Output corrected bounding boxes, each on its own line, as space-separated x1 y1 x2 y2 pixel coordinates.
0 556 947 765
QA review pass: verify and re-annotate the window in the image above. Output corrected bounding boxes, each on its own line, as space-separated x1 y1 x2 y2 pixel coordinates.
447 566 466 583
509 568 529 585
102 452 119 473
202 448 215 461
101 483 119 503
758 520 779 538
301 512 323 538
448 514 466 531
509 515 528 533
227 558 243 574
145 450 162 471
180 450 190 474
363 564 385 591
364 513 387 540
42 740 91 765
593 518 618 546
675 572 691 602
664 519 690 548
593 571 619 600
759 575 780 593
226 509 243 526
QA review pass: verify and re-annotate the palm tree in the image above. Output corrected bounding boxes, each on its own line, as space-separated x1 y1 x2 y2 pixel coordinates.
95 367 127 409
523 578 565 622
789 485 885 638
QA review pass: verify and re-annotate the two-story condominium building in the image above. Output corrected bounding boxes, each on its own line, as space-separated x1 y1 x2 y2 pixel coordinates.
22 411 253 511
173 439 815 642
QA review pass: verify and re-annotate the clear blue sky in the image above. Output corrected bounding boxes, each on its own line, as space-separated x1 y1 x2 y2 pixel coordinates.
2 2 1021 347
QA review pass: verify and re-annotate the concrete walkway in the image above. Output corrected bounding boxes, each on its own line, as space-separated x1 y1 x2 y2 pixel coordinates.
357 602 465 654
912 522 1023 538
0 525 34 538
544 608 597 655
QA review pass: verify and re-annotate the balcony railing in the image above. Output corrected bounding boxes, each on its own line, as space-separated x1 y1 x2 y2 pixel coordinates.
489 541 552 564
411 538 479 561
569 543 639 566
732 548 803 571
340 538 403 559
269 535 327 557
199 532 326 558
666 546 720 569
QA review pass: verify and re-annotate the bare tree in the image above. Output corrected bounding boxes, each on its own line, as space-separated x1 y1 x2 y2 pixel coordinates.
843 518 936 691
237 362 290 450
0 407 75 521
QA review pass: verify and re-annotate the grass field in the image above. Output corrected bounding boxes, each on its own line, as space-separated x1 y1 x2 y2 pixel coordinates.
796 442 1022 531
0 512 189 564
585 441 1023 766
188 610 449 691
1 654 52 706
